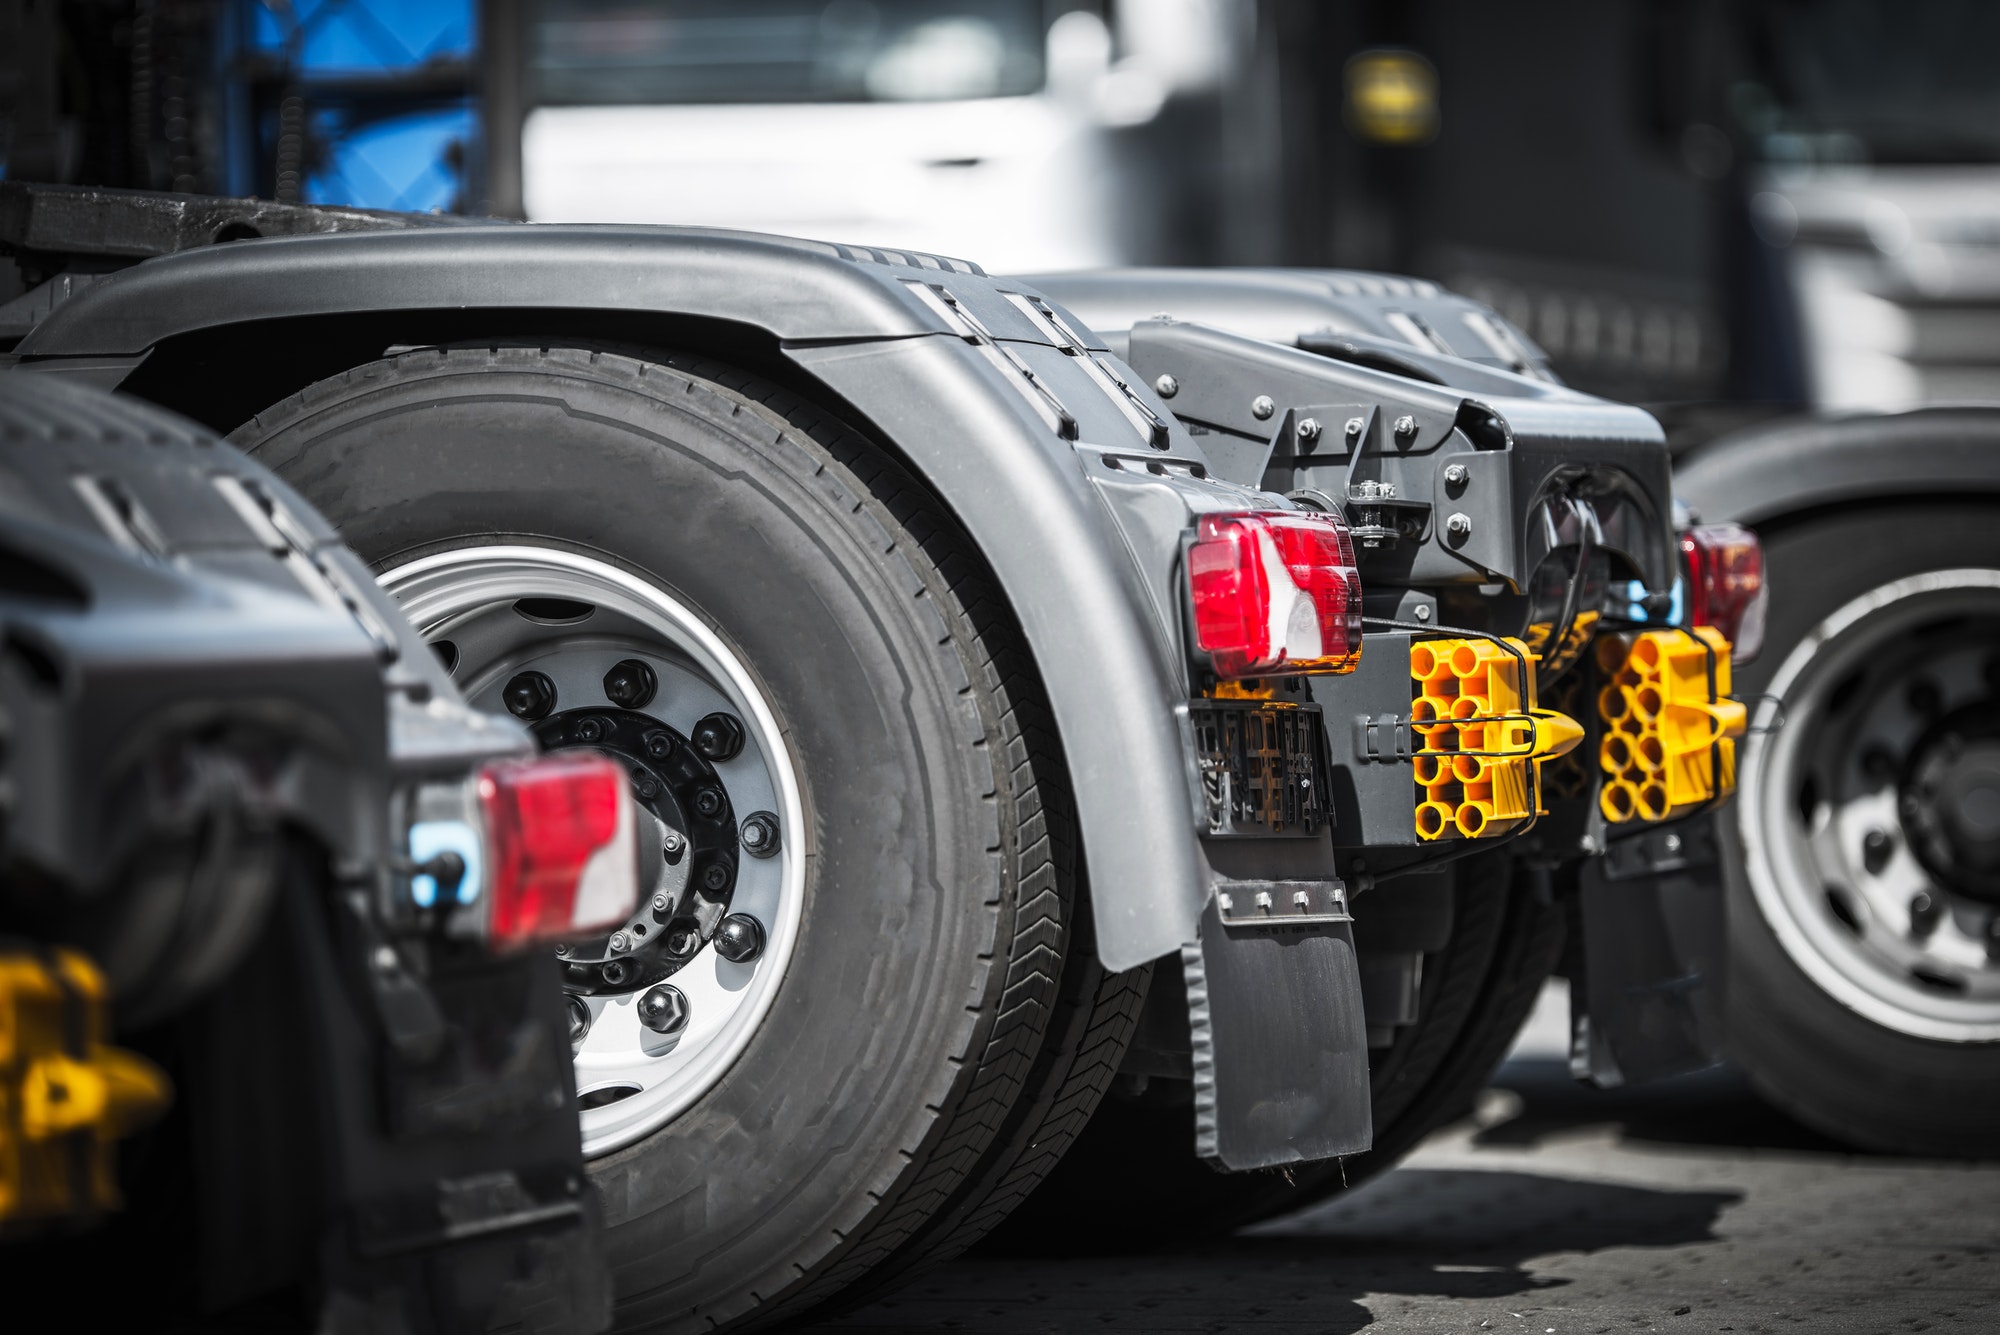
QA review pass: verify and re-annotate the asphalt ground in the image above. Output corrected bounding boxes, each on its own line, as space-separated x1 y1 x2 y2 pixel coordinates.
813 981 2000 1335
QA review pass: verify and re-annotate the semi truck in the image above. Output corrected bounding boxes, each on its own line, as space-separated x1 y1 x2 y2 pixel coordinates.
1 180 1758 1329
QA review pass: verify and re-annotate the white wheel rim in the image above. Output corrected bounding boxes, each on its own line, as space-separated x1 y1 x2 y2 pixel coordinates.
380 545 808 1155
1739 568 2000 1042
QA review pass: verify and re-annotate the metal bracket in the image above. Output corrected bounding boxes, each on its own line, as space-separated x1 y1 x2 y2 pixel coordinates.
1215 877 1351 928
1354 712 1415 762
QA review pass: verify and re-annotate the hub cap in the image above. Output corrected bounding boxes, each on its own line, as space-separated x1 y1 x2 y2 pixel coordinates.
1739 569 2000 1041
380 546 806 1155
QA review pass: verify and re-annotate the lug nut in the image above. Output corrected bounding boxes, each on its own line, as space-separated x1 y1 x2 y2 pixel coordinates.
603 658 658 710
1863 828 1896 874
1910 891 1942 936
1250 395 1275 420
575 716 606 743
702 862 730 892
567 995 592 1044
714 913 765 964
644 730 676 759
741 811 780 858
694 785 726 818
1153 373 1179 398
637 985 689 1036
503 670 557 721
692 712 746 762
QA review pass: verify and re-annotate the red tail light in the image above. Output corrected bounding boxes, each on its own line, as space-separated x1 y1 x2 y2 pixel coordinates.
478 752 640 952
1188 510 1364 678
1682 522 1767 663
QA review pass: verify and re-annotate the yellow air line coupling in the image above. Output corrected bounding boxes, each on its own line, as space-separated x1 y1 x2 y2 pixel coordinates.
1 949 170 1229
1594 626 1748 824
1409 637 1584 841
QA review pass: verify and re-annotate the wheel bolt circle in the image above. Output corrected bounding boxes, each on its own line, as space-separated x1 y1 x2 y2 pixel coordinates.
504 670 557 721
637 984 689 1035
714 913 765 964
603 657 658 709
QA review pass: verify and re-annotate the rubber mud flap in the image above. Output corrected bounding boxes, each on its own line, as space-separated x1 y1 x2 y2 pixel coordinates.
1184 891 1373 1171
1571 817 1726 1088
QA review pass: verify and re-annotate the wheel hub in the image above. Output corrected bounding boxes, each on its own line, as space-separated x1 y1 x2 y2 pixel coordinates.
1902 709 2000 901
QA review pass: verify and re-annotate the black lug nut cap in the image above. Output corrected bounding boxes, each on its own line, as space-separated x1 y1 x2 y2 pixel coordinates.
692 712 746 762
504 670 557 721
714 913 765 964
604 658 658 710
637 984 689 1035
741 811 780 858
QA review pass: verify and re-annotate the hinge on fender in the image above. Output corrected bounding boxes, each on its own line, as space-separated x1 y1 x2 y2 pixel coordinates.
1354 713 1414 762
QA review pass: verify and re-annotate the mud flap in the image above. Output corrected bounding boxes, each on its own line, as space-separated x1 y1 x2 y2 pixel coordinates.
1184 880 1373 1170
1570 816 1726 1087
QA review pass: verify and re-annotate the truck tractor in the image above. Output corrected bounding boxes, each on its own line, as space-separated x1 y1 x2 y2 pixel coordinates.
0 181 1756 1329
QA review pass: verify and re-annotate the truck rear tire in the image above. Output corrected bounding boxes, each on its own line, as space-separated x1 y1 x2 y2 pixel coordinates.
232 345 1142 1330
1725 504 2000 1156
987 851 1561 1249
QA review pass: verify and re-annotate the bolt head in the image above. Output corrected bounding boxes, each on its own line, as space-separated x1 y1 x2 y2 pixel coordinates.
636 984 689 1036
600 959 633 986
1344 416 1364 437
694 786 725 819
1153 373 1179 398
1911 891 1941 935
662 829 685 854
603 657 658 710
666 925 702 956
702 862 730 892
609 931 630 954
652 893 670 915
554 942 570 957
574 716 606 743
644 730 676 759
567 995 592 1044
1446 512 1474 540
741 811 781 858
1251 395 1275 421
633 771 660 800
1394 414 1417 437
1663 832 1682 854
692 712 745 762
1297 416 1322 443
1444 463 1469 486
1414 604 1432 622
503 670 557 721
714 913 766 964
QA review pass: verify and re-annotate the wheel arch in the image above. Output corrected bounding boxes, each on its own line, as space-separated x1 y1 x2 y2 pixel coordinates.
1675 406 2000 529
15 229 1207 971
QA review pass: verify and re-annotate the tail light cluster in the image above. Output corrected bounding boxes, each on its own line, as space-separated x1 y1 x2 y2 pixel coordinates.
477 752 640 952
1188 510 1365 679
1681 522 1767 663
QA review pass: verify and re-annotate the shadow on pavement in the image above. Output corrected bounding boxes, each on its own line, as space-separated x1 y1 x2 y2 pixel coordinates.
1476 1056 1856 1156
819 1167 1738 1332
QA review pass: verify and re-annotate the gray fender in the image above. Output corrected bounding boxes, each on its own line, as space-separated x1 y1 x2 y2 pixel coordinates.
16 225 1208 969
1675 407 2000 526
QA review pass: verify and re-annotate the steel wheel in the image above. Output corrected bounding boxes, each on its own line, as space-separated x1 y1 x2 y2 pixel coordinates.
1739 569 2000 1042
381 545 807 1156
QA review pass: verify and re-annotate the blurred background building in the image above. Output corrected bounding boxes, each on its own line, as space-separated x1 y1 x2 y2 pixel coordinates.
4 0 1996 430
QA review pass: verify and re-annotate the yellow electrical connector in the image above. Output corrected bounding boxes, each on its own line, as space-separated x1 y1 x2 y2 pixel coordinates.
1594 627 1747 824
1410 637 1583 841
1 949 170 1229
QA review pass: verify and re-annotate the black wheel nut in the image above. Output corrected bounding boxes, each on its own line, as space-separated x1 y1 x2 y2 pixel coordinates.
604 658 657 710
1911 891 1942 936
1863 828 1895 874
637 984 689 1035
694 785 725 818
692 712 745 762
504 670 557 721
741 811 780 858
714 913 765 964
644 730 676 759
567 995 592 1044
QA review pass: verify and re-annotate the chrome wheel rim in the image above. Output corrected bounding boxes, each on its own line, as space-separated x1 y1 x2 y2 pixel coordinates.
1740 569 2000 1042
380 545 807 1155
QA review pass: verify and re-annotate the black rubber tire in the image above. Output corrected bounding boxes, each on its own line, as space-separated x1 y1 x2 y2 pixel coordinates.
986 851 1564 1251
1722 503 2000 1156
232 346 1144 1330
